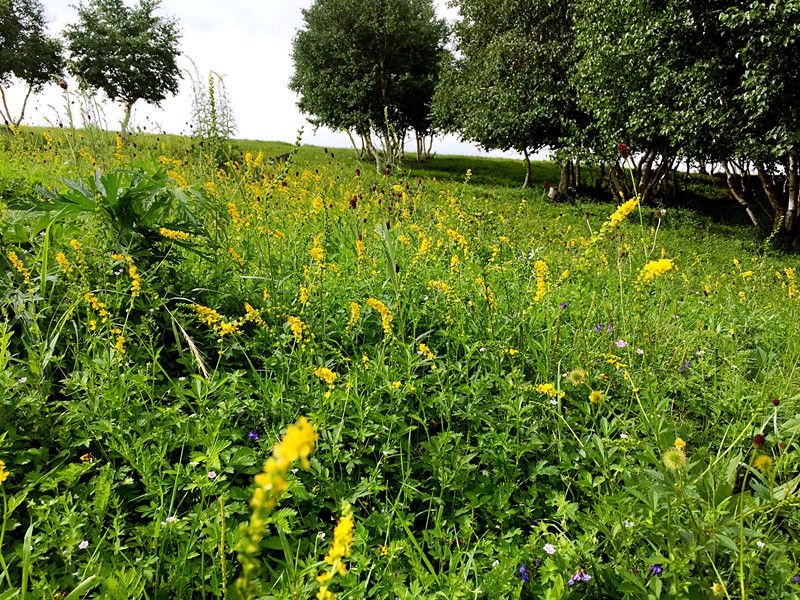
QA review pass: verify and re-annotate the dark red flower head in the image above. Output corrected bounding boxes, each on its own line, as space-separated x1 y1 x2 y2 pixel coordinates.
752 434 766 448
616 143 629 158
58 80 68 90
772 398 780 407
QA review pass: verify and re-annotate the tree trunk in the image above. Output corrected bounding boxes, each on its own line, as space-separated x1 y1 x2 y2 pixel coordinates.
521 149 531 188
415 131 423 162
786 151 799 232
722 161 760 229
120 99 136 138
756 162 785 230
558 160 573 194
0 85 33 129
425 134 434 159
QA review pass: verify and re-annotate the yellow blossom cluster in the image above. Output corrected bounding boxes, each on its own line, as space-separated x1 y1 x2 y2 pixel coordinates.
7 251 33 291
0 459 9 484
288 316 307 343
314 367 337 386
366 298 393 336
236 417 318 598
159 227 191 242
534 259 548 302
317 501 355 600
192 304 241 338
536 383 564 399
637 258 675 286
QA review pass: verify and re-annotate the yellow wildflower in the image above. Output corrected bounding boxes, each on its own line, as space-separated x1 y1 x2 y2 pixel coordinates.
0 460 9 484
314 367 337 386
348 302 360 327
674 437 686 449
287 316 306 343
753 454 773 473
417 343 435 360
366 298 393 336
588 390 603 404
55 252 72 274
662 447 687 470
711 582 725 597
159 227 191 242
534 259 548 302
637 258 675 286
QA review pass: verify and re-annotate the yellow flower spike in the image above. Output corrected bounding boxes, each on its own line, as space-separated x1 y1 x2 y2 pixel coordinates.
0 460 10 484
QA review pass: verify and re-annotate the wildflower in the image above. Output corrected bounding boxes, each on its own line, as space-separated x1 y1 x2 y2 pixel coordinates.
616 143 629 158
208 471 217 479
314 367 337 386
624 520 634 528
753 454 773 472
248 431 260 442
792 574 800 584
55 251 72 274
674 437 686 449
711 582 725 596
567 569 592 586
537 383 564 399
615 339 627 348
606 198 639 230
165 516 176 524
287 316 306 343
518 564 530 583
159 227 191 242
651 564 663 575
366 298 393 336
560 302 567 309
534 259 548 302
594 324 604 332
756 541 765 549
588 390 603 404
543 543 556 555
78 540 89 550
606 323 614 333
636 348 644 355
752 434 766 448
637 258 675 286
0 460 9 484
662 447 687 470
568 368 586 386
417 343 435 360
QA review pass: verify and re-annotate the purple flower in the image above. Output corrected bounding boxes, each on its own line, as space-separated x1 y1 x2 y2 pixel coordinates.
651 564 663 575
567 569 592 586
560 302 568 310
78 540 89 550
594 323 604 331
792 574 800 585
606 323 614 333
636 348 644 355
615 339 628 348
519 564 529 583
208 471 217 480
679 361 691 374
543 543 556 555
248 431 259 442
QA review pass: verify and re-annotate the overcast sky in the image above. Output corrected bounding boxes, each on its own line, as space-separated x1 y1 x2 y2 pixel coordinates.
7 0 532 159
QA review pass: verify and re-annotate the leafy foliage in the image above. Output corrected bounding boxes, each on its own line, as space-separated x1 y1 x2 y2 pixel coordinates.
64 0 182 134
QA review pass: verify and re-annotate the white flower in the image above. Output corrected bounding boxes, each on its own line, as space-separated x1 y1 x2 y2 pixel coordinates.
543 543 556 555
756 540 765 549
78 540 89 550
492 559 500 567
207 471 217 480
165 516 176 523
624 520 634 528
17 376 27 384
620 433 629 439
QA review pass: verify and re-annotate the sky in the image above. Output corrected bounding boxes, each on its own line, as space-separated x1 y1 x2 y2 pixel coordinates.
7 0 534 160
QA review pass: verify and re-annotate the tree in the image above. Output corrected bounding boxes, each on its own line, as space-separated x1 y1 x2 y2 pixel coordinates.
291 0 448 169
434 0 583 188
0 0 63 129
64 0 181 136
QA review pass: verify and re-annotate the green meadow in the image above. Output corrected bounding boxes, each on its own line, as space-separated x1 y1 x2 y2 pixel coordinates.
0 128 798 599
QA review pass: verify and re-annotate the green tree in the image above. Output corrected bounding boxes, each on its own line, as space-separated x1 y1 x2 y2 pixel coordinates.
0 0 63 129
64 0 181 136
291 0 448 169
434 0 582 188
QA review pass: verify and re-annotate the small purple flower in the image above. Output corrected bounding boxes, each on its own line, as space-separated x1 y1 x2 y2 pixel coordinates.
606 323 614 333
543 543 556 555
78 540 89 550
560 302 568 310
651 564 663 575
679 361 691 374
248 431 259 442
207 471 217 480
792 574 800 585
636 348 644 355
615 339 628 348
519 564 529 583
567 569 592 586
594 323 604 332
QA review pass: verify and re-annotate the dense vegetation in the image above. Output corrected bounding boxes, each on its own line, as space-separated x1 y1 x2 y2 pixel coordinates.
0 127 798 598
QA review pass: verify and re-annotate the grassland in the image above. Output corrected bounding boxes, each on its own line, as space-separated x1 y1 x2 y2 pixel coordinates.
0 127 798 599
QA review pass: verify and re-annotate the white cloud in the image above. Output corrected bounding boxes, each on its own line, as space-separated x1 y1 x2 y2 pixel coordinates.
8 1 535 160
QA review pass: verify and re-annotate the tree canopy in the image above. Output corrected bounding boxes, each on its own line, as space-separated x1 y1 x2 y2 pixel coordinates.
291 0 448 168
0 0 63 128
64 0 182 135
